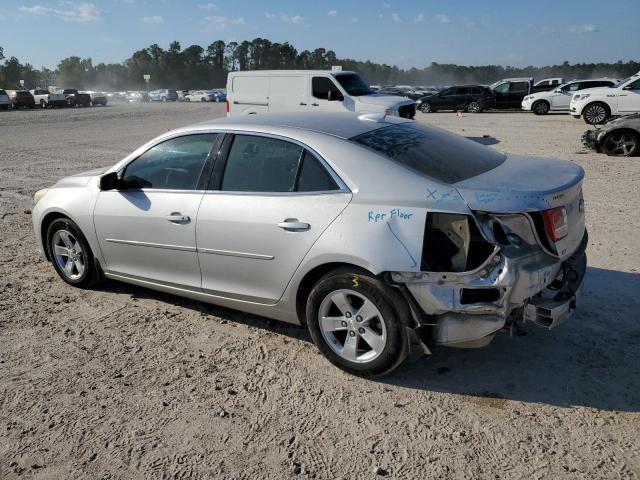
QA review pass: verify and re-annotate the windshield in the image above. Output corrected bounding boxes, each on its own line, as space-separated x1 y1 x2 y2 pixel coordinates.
351 122 506 184
614 76 634 88
334 74 372 96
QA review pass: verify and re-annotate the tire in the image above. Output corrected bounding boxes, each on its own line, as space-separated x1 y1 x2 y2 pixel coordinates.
466 101 482 113
532 100 550 115
162 96 167 102
602 130 639 157
583 102 610 125
306 269 409 376
40 99 47 109
201 97 206 102
46 218 100 288
419 102 432 113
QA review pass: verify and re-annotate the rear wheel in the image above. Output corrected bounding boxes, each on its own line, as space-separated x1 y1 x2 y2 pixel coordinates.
583 102 609 124
603 130 639 157
46 218 100 288
40 99 47 109
306 269 409 376
162 96 167 102
533 100 550 115
466 101 482 113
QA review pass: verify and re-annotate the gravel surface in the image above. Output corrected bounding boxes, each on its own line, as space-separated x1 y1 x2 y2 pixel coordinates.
0 103 639 479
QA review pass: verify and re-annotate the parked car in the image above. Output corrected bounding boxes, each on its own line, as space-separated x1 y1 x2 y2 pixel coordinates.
7 90 36 109
30 88 66 108
211 89 226 102
177 90 189 101
490 77 533 109
379 86 424 101
581 113 640 156
522 79 618 115
417 85 495 113
0 89 11 110
32 112 587 376
227 70 415 119
185 90 218 102
126 91 149 102
570 72 640 124
59 89 91 107
149 89 178 102
90 92 108 106
532 78 565 93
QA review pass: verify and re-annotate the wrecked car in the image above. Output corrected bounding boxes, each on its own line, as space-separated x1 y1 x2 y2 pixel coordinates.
582 113 640 156
31 112 587 376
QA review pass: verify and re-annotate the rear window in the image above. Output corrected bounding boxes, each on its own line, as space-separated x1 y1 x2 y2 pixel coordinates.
351 123 506 184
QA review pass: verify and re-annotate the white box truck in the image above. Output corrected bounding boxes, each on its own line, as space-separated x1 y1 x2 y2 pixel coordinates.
226 70 416 119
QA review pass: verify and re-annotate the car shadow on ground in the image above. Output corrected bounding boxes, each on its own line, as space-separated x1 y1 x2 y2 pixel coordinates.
96 266 639 412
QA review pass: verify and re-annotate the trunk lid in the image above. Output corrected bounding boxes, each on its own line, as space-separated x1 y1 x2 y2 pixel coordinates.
454 154 585 259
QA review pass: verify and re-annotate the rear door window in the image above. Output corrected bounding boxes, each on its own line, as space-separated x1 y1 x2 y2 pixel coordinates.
297 152 339 192
509 82 529 94
456 87 470 95
351 123 506 184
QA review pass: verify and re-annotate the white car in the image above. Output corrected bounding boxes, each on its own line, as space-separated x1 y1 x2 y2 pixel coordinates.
186 90 217 102
569 72 640 124
226 70 416 119
522 79 618 115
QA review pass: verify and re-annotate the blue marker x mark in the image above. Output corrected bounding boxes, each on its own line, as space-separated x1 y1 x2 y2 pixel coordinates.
427 189 437 200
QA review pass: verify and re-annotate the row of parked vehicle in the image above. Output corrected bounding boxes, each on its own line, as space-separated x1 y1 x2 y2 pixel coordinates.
106 88 227 103
0 88 108 109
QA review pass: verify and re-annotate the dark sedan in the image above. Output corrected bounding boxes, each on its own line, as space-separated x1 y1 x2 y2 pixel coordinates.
7 90 36 109
417 86 495 113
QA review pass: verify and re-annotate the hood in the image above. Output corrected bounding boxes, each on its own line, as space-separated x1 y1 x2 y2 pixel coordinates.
601 112 640 131
357 93 414 107
453 154 584 213
54 167 108 188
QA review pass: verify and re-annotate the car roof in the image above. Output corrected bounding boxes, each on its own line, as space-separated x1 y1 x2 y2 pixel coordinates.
229 70 357 76
190 112 412 139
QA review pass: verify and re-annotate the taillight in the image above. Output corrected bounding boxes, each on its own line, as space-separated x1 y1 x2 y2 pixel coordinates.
225 99 229 114
543 207 568 242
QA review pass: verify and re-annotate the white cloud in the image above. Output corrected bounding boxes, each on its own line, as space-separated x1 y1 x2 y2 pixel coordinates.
414 13 424 23
18 2 102 22
351 17 357 23
328 9 337 17
204 15 245 31
142 15 164 24
391 12 401 22
265 12 303 24
569 23 597 33
435 13 450 24
198 3 217 10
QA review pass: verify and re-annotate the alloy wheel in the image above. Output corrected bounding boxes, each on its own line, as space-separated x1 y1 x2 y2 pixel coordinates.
51 230 85 280
420 102 431 113
467 102 481 113
534 101 549 114
585 105 607 124
318 289 387 364
604 132 638 156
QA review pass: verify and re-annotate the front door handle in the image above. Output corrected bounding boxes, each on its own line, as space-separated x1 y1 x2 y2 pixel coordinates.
166 212 191 224
299 102 307 106
277 219 310 231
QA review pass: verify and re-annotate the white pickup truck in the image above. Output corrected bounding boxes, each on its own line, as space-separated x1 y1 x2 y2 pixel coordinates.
569 72 640 124
30 89 67 108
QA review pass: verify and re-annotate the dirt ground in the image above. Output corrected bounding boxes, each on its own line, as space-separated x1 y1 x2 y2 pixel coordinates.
0 103 639 480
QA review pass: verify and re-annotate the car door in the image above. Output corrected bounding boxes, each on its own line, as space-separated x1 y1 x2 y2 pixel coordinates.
492 83 510 108
269 75 309 112
454 87 470 110
507 82 529 108
310 76 345 112
619 78 640 113
196 133 352 304
553 81 580 109
435 88 456 110
93 133 221 288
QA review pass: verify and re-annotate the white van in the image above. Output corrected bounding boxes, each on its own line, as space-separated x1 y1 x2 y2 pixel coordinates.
226 70 416 119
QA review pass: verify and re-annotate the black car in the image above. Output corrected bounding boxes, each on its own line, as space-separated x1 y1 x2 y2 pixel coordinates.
417 85 495 113
7 90 36 109
582 113 640 157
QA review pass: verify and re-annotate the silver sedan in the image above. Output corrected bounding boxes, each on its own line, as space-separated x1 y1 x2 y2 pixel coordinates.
31 113 587 376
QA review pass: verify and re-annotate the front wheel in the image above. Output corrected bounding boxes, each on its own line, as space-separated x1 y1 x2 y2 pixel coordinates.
419 102 433 113
306 269 409 376
46 218 100 288
532 100 550 115
583 102 609 124
40 99 47 109
603 130 639 157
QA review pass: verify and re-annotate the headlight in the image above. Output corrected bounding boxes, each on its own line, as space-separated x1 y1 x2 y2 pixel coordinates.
384 108 399 116
33 188 49 206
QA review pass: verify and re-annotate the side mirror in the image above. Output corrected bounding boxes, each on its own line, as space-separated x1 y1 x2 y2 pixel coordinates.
327 90 343 101
554 88 562 93
99 171 125 191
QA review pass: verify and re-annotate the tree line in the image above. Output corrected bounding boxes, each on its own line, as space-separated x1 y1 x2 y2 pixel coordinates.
0 39 638 91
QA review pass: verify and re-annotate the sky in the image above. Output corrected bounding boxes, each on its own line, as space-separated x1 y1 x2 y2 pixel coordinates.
1 0 639 70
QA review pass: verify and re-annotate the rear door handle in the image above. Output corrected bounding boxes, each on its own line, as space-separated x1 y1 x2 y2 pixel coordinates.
166 212 191 224
277 219 310 231
311 102 319 107
299 102 307 106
